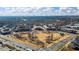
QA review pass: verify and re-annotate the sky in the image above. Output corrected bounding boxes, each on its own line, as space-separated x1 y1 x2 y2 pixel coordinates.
0 7 79 16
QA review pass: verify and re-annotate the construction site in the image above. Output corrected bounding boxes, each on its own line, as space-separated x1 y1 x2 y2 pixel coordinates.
0 29 76 51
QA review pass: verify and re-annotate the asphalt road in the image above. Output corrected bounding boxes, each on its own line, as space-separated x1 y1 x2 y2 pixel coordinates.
41 34 76 51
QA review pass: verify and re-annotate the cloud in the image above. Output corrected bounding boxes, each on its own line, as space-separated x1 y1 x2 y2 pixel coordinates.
0 7 79 16
59 7 79 15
